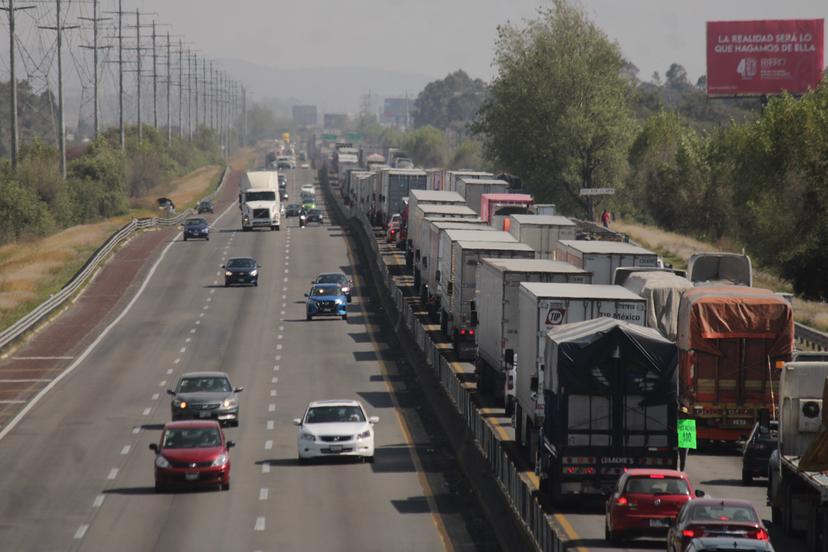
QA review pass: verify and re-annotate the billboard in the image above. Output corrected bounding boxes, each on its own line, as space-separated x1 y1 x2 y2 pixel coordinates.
381 98 411 128
707 19 824 97
292 105 317 126
323 113 349 130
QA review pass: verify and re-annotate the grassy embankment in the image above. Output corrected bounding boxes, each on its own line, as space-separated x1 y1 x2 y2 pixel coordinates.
0 148 256 333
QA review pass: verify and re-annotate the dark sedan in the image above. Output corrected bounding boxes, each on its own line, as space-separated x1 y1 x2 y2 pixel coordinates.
167 371 244 426
306 208 324 224
223 257 260 287
313 272 353 302
285 204 302 217
197 200 214 214
742 420 778 484
183 217 209 241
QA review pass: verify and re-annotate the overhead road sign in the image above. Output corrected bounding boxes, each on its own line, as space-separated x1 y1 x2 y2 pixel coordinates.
579 188 615 196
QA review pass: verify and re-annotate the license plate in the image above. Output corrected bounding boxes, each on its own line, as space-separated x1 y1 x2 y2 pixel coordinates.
199 411 211 418
329 445 342 452
649 519 669 527
185 472 199 481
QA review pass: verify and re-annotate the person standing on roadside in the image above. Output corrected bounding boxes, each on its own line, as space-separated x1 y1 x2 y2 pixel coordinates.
601 209 611 228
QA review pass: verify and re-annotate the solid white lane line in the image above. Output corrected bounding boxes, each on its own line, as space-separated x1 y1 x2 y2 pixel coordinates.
121 445 131 455
92 495 105 508
74 525 89 539
264 440 273 450
268 404 275 412
266 420 274 430
254 517 266 531
151 393 159 400
259 488 269 501
107 468 118 480
261 462 270 474
142 408 151 416
270 390 277 397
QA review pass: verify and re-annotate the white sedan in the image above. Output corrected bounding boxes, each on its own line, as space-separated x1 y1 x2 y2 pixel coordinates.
294 400 378 463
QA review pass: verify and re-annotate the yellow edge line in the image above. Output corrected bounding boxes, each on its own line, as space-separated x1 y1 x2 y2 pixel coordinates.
347 231 455 552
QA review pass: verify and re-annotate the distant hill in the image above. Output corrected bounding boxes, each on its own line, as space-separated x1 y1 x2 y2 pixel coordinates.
216 58 437 115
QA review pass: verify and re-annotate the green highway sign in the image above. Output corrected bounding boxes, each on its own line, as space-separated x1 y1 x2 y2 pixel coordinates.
677 419 697 449
345 131 363 141
322 133 338 142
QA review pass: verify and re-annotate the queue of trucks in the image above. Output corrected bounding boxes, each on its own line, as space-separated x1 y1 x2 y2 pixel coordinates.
332 148 827 548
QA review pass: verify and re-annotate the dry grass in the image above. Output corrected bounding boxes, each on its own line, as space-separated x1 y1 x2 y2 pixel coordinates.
615 218 828 332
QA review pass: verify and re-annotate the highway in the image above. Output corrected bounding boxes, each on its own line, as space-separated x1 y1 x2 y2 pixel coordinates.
0 168 497 552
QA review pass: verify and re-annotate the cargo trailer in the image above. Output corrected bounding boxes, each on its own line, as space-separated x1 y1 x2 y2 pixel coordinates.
621 271 694 341
555 240 659 285
508 215 576 260
455 178 509 214
377 169 427 228
418 218 489 300
479 193 533 229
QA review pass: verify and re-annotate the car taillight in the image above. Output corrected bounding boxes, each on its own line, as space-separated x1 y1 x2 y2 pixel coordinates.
754 529 769 541
469 329 474 336
615 496 628 506
649 474 665 478
682 528 703 539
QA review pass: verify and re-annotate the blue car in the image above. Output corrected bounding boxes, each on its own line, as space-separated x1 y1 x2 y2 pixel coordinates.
305 284 348 320
183 217 209 241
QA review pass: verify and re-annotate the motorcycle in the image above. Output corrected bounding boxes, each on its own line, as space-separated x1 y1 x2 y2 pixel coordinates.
299 213 307 228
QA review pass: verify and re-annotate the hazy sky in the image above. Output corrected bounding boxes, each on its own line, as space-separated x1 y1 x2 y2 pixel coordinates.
138 0 827 84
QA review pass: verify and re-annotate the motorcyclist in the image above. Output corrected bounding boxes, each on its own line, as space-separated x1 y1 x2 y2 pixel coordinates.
299 207 307 228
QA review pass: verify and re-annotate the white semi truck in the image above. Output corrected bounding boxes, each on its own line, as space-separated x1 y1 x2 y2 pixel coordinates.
240 170 280 231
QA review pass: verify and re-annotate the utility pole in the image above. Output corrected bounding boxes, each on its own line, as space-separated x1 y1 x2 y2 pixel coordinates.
177 39 184 139
241 85 247 148
190 51 197 138
165 31 171 143
152 21 158 129
106 0 126 149
209 62 216 131
78 0 109 139
2 0 35 171
201 57 207 130
40 0 79 179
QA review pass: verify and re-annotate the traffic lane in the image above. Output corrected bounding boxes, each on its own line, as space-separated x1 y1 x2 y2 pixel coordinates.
249 201 450 551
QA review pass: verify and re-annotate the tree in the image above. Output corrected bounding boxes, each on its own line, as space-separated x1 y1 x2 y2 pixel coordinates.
474 1 634 218
401 126 446 168
412 70 488 130
665 63 690 90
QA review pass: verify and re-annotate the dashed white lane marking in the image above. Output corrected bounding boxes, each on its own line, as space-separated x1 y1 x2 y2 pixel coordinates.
268 404 276 412
210 289 216 294
151 393 159 401
74 525 89 539
281 295 287 300
206 297 212 303
270 390 277 397
159 380 167 387
280 310 286 316
284 269 289 274
264 440 273 450
190 328 196 334
266 420 274 430
277 334 283 340
132 427 141 434
216 271 221 276
285 255 290 260
274 365 279 371
259 488 269 500
195 320 201 325
107 468 119 480
276 344 282 350
203 305 209 310
166 368 174 375
283 277 288 282
185 338 192 343
199 312 205 318
92 495 105 508
179 347 186 353
212 280 218 285
120 445 131 456
254 517 266 531
173 358 181 364
282 287 287 292
278 325 284 331
142 408 151 416
261 462 270 474
275 355 281 361
271 377 278 384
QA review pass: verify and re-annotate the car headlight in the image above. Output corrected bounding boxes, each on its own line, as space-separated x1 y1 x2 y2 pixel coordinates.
243 215 249 223
335 299 343 305
173 399 188 409
225 271 232 277
155 455 170 468
341 287 350 293
249 270 258 277
357 430 371 440
211 453 229 467
300 432 316 442
222 397 238 409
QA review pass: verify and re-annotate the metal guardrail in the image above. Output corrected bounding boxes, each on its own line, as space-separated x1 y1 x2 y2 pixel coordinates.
0 165 230 353
795 322 828 352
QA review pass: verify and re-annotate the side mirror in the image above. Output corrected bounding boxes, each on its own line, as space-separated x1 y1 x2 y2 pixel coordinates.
369 416 380 425
166 389 176 396
220 264 225 269
304 292 309 297
234 386 244 393
149 443 158 452
292 418 302 426
226 441 235 449
694 489 705 498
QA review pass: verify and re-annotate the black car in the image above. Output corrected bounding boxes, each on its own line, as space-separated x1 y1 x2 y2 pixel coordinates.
223 257 260 287
313 272 353 302
167 371 244 426
197 200 214 214
183 217 210 241
742 420 778 484
285 204 302 217
280 191 288 202
278 175 287 189
306 208 324 224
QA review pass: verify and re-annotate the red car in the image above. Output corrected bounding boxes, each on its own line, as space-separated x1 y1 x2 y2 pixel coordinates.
605 469 703 544
667 498 769 552
149 420 234 492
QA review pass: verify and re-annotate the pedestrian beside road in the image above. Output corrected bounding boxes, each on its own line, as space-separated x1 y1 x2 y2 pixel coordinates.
601 209 611 228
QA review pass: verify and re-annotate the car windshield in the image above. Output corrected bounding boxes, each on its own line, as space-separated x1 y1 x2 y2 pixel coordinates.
246 191 276 202
305 406 365 424
227 258 256 269
310 285 340 296
177 376 233 393
316 274 346 284
162 427 222 449
301 192 314 200
309 209 322 215
185 218 206 226
624 476 689 495
199 202 211 207
690 504 758 522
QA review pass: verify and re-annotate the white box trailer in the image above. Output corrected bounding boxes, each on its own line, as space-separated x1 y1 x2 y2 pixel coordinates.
419 219 489 297
555 240 659 285
476 259 592 408
412 205 479 267
455 177 509 214
354 172 374 216
346 170 372 206
446 241 535 358
514 283 647 454
445 170 493 193
508 215 576 260
378 169 427 228
407 191 466 252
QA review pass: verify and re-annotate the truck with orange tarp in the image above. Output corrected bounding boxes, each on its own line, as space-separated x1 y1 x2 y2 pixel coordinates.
676 286 793 443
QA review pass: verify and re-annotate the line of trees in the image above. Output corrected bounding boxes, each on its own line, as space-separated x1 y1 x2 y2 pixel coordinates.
473 0 828 300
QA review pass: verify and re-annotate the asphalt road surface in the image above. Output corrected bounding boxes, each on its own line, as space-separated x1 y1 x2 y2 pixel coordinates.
0 168 497 552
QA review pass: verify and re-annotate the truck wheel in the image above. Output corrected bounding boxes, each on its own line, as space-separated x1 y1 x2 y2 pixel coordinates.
275 225 280 231
183 236 187 241
741 469 753 485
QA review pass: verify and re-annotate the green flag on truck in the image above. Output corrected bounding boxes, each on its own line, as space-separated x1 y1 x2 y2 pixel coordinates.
677 419 697 449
